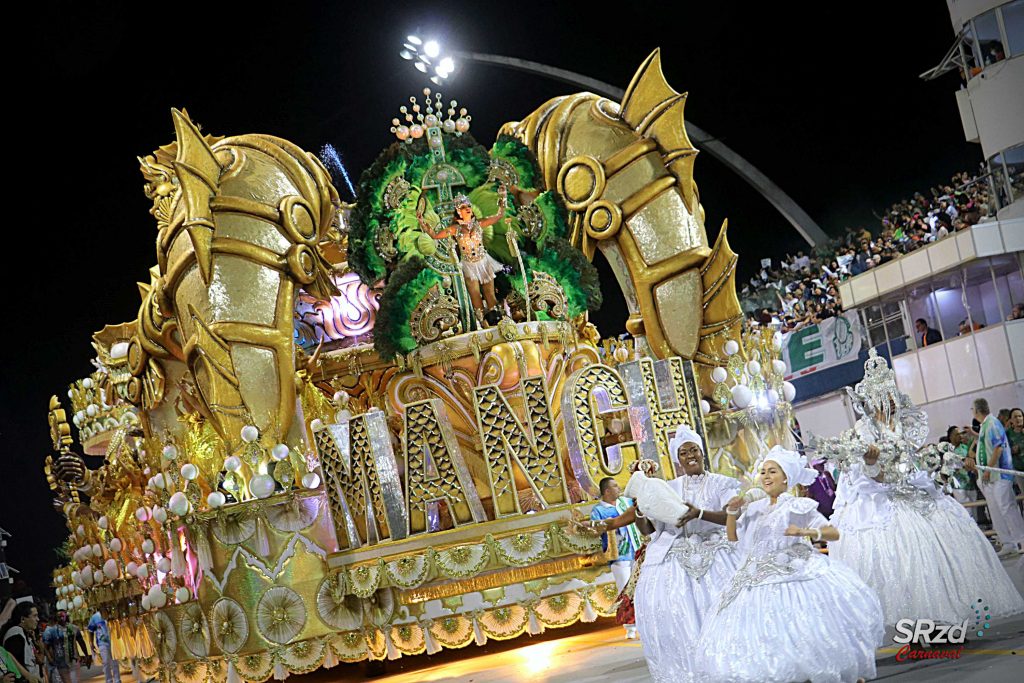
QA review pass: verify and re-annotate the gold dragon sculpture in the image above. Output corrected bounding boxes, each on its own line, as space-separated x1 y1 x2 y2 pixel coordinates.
501 49 743 388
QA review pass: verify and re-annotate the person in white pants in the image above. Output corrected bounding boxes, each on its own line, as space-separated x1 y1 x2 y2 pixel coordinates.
589 478 642 638
87 612 120 683
972 398 1024 556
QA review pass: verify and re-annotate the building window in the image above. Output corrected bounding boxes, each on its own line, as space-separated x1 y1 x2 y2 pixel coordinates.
974 9 1007 66
989 143 1024 209
1004 0 1024 57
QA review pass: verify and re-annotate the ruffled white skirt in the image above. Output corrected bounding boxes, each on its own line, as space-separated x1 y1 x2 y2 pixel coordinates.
695 560 884 683
461 254 504 284
634 547 741 683
830 494 1024 625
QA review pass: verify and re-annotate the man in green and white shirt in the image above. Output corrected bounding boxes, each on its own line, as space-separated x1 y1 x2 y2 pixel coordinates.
972 398 1024 556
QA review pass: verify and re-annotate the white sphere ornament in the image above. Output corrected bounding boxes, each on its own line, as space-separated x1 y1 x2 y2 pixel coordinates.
73 596 84 609
93 569 104 585
782 381 797 403
240 425 260 443
140 595 151 611
103 559 119 580
175 587 191 603
109 538 122 553
302 472 321 489
148 587 167 609
772 359 787 375
724 339 740 356
71 570 81 585
136 564 150 579
56 574 65 585
767 389 780 405
152 507 168 524
249 474 277 499
126 562 139 577
207 491 226 508
86 405 98 418
333 391 349 406
152 473 166 490
310 418 324 432
700 399 711 416
91 543 102 558
335 409 352 423
711 367 728 384
162 444 178 460
271 444 289 461
223 456 242 472
731 385 753 409
180 463 198 481
82 377 94 389
773 332 783 350
141 539 155 555
135 506 150 522
168 492 190 517
72 415 81 426
76 524 86 538
156 557 172 574
57 599 67 611
747 360 762 376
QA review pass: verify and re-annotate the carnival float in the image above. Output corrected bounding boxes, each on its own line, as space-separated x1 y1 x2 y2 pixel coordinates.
44 50 799 682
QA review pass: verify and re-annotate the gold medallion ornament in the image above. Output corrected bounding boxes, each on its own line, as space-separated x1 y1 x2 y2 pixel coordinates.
210 599 249 654
149 611 177 663
256 587 307 645
179 603 211 658
316 575 363 631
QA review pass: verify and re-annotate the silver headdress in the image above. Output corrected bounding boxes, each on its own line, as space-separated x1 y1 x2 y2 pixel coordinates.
810 347 941 485
846 347 928 449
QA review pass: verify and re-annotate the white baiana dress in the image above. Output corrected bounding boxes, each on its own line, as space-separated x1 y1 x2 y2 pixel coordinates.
696 494 884 683
829 422 1024 625
633 473 742 683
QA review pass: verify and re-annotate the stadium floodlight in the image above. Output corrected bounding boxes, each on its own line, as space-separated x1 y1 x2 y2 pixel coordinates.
400 35 456 83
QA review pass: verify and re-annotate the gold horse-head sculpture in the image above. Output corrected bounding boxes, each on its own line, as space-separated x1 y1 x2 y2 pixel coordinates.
124 110 340 450
500 49 742 382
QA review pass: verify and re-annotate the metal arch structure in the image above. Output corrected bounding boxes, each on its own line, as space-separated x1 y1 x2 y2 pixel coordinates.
451 50 829 247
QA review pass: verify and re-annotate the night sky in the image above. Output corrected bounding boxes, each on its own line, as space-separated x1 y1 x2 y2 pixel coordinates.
2 1 979 598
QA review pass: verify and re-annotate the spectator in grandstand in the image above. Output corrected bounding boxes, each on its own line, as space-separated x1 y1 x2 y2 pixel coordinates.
946 426 978 520
914 319 942 347
1008 407 1024 473
1009 303 1024 321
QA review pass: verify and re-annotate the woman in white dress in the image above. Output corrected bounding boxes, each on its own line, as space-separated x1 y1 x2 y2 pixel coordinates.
609 425 742 683
823 349 1024 625
697 447 884 683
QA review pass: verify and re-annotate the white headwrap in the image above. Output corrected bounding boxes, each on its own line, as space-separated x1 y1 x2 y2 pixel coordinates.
668 424 704 461
758 445 818 487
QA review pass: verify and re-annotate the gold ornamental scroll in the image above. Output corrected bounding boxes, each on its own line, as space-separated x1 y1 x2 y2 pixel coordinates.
560 364 639 498
473 375 570 518
403 398 487 535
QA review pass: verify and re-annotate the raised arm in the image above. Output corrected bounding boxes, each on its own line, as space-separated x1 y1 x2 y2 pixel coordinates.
479 186 508 227
724 495 743 542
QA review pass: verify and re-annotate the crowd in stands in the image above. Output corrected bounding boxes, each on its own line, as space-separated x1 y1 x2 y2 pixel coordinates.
743 168 997 332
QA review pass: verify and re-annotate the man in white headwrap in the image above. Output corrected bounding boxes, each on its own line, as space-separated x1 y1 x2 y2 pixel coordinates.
613 424 743 683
